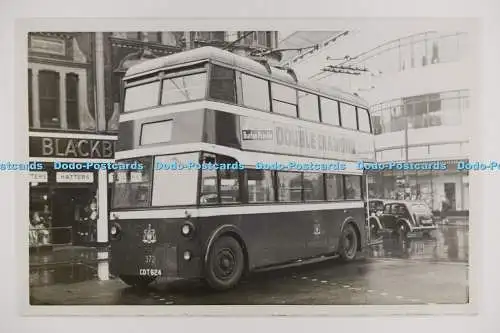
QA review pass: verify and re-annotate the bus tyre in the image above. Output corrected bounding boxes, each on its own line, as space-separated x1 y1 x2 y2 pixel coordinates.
119 275 155 288
339 223 358 261
205 236 244 291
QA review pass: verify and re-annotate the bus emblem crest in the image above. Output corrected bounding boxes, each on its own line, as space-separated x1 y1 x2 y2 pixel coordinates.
142 224 157 244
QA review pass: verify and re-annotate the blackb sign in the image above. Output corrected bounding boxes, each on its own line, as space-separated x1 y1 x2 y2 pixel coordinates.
30 137 115 159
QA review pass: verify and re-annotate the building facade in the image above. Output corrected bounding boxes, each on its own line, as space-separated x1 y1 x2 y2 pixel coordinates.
284 30 471 213
28 32 117 249
28 31 280 250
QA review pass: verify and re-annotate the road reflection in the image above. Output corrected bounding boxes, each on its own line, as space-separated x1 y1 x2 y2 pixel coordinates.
369 225 468 263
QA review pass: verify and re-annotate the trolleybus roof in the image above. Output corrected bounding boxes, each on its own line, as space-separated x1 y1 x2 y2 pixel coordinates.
124 46 368 107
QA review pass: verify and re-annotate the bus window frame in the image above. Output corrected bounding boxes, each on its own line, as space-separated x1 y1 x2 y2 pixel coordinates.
122 64 209 113
356 106 373 134
207 63 238 104
123 79 162 113
159 65 209 107
198 151 244 206
297 90 321 122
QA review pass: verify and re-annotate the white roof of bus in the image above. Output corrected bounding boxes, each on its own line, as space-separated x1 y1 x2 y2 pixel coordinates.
124 46 368 107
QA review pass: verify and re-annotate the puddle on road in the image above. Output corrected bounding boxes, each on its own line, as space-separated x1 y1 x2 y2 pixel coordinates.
29 263 99 287
369 226 468 262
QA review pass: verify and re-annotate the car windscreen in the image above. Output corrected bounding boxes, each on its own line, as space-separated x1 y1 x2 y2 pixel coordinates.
411 203 432 216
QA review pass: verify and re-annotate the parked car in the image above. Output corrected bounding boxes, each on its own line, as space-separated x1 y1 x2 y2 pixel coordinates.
368 200 437 238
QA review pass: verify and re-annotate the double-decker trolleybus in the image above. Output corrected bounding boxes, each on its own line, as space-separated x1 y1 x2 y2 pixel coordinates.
109 46 375 290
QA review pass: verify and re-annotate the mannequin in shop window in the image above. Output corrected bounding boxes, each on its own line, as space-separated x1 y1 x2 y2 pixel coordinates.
88 198 98 242
78 197 98 243
29 212 49 247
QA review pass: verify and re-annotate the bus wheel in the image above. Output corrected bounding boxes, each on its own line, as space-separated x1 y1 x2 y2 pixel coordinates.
339 223 358 261
119 275 155 288
205 236 244 290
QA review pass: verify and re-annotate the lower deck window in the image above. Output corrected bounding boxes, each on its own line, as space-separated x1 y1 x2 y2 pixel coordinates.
200 153 241 205
112 157 153 208
303 173 325 201
152 152 199 206
277 171 302 202
247 169 274 203
326 174 344 201
345 175 362 200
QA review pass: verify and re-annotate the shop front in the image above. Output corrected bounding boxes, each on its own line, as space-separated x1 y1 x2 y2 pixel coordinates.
367 160 469 214
29 133 116 250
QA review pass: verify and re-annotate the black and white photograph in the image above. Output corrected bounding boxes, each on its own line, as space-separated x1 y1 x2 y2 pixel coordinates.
21 25 476 311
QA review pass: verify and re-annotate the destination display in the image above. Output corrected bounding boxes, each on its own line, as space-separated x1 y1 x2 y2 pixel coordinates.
239 116 375 161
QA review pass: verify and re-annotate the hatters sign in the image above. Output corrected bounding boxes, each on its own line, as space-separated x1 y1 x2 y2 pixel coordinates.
30 137 115 159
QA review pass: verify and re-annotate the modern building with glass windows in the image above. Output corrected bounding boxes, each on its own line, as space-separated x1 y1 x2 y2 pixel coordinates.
284 30 471 214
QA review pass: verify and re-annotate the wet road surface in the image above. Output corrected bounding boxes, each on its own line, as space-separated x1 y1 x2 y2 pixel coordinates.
30 225 469 305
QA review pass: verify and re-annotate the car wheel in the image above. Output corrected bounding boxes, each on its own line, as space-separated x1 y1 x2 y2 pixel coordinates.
119 275 156 288
205 236 245 291
339 223 359 261
370 219 380 239
397 222 410 239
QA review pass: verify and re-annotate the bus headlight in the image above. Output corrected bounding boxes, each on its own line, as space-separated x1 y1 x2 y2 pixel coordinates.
181 222 195 237
183 250 192 261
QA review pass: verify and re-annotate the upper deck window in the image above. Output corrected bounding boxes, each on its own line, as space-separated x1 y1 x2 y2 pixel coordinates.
320 98 340 126
340 103 358 130
271 83 297 117
357 107 372 133
161 72 207 105
124 80 160 112
241 74 270 111
298 91 320 122
209 65 236 103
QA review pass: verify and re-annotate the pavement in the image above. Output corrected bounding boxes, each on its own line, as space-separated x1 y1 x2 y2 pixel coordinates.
29 225 469 305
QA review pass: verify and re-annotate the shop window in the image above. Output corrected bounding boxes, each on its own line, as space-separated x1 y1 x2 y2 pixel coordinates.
126 32 142 40
241 74 270 111
320 98 340 126
39 70 60 128
145 32 162 43
192 32 225 42
298 91 320 122
277 171 302 202
246 169 275 203
66 73 80 130
209 65 236 103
